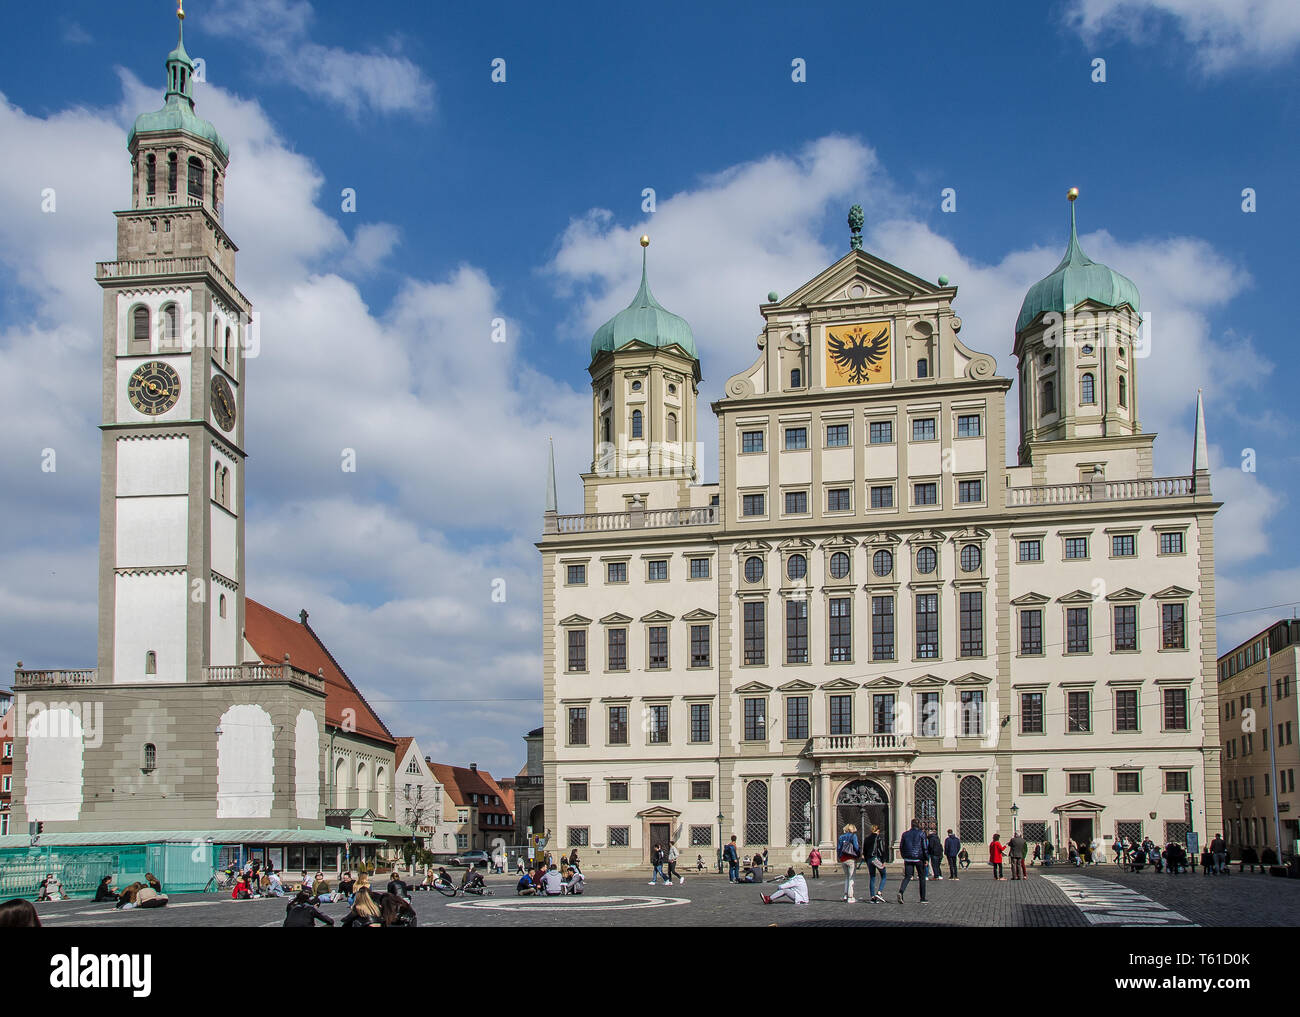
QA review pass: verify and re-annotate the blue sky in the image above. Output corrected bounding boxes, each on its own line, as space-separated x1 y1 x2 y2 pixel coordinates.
0 0 1297 777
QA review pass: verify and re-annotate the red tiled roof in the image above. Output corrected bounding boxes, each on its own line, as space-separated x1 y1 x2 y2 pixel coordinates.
428 762 512 818
393 737 415 764
244 599 395 747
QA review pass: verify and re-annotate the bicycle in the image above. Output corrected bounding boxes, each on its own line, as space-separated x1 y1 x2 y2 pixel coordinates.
433 880 493 898
203 868 234 894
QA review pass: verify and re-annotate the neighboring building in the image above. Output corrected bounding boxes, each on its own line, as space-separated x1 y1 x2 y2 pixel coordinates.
541 205 1221 868
1 688 12 836
510 727 546 840
391 737 453 851
428 762 515 853
1217 620 1299 856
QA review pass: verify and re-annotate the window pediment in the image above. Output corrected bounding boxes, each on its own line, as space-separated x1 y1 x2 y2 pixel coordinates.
818 535 859 549
821 678 861 691
948 527 991 543
777 537 817 551
907 529 946 545
735 681 774 694
735 540 773 554
777 679 816 692
639 610 676 623
1056 590 1096 604
863 676 903 689
1151 585 1193 600
907 674 946 688
599 612 633 625
681 608 717 621
1104 587 1144 602
1010 592 1049 606
558 614 592 627
951 672 991 686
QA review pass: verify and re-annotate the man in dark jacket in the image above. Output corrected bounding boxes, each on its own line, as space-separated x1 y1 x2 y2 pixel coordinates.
283 890 335 927
943 829 962 880
926 830 944 880
1008 831 1028 879
898 820 929 903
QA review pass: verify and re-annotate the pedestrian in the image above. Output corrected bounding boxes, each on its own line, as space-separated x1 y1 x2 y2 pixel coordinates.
989 834 1006 879
569 849 580 869
649 843 670 885
1008 830 1028 880
863 824 888 903
724 836 740 882
667 843 685 885
809 845 822 879
927 828 944 880
944 829 962 880
1210 833 1226 875
1032 843 1041 868
897 819 929 903
760 867 810 906
837 823 861 903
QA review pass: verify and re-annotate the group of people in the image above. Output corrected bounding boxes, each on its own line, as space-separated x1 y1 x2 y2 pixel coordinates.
282 870 418 927
649 843 687 885
94 872 169 909
722 838 770 883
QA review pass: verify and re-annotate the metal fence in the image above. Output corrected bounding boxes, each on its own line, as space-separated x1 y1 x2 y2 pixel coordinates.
0 842 217 899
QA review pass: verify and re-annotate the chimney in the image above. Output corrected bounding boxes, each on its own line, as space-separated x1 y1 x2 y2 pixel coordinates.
469 762 478 772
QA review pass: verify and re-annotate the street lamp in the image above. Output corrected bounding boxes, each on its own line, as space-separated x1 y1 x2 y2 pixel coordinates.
1011 802 1019 835
716 812 724 873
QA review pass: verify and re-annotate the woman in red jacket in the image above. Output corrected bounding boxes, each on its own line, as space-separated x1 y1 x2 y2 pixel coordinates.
988 834 1007 880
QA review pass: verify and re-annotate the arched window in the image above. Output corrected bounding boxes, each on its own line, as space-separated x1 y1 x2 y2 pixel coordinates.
601 415 610 443
143 743 157 772
211 167 219 208
221 467 230 506
790 368 802 388
666 412 678 442
162 303 179 349
131 306 151 354
1118 375 1127 408
219 593 227 619
145 154 156 197
788 779 812 844
744 780 769 845
829 551 850 579
145 650 157 675
958 775 984 843
167 152 178 194
225 325 233 365
917 357 929 379
631 409 643 438
1042 379 1056 414
214 462 223 503
914 776 938 835
187 156 204 201
1080 373 1095 404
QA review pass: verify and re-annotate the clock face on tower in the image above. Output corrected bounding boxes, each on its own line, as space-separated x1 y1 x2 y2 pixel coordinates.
210 374 237 431
127 361 181 415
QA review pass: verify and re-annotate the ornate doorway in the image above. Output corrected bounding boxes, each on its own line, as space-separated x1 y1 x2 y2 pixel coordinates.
836 779 890 860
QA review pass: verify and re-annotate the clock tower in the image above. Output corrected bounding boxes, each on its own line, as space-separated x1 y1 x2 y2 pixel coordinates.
97 2 249 684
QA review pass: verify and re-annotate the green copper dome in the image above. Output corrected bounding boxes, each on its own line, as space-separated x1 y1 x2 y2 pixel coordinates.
590 251 697 363
128 18 229 160
1016 203 1140 333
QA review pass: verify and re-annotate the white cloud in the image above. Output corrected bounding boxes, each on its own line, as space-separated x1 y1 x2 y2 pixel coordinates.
1067 0 1300 72
341 222 401 276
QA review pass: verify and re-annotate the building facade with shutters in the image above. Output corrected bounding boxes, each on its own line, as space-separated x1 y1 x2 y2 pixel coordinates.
540 208 1222 869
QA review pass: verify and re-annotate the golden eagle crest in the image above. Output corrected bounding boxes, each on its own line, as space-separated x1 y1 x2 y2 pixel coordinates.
826 322 890 385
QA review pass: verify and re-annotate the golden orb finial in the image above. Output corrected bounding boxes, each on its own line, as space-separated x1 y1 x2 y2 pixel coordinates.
1067 187 1079 202
640 234 650 248
177 0 186 20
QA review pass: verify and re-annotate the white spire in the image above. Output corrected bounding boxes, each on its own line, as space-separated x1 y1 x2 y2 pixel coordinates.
545 437 558 514
1192 389 1210 492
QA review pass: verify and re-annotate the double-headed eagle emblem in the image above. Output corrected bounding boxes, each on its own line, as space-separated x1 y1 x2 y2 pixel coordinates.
827 323 890 385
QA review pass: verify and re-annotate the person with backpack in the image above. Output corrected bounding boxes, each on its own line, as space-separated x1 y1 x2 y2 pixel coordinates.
863 824 888 903
837 823 861 903
898 819 929 903
723 836 741 882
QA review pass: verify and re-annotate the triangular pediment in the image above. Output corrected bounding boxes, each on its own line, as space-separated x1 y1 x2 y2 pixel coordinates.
1151 585 1194 599
735 540 772 554
1052 799 1106 813
862 530 902 547
907 674 946 688
559 613 592 626
1104 587 1144 602
775 249 945 310
862 676 903 689
681 608 717 621
1057 589 1096 604
1010 592 1050 606
639 610 676 623
821 678 861 691
906 529 945 545
777 537 817 551
777 679 817 692
599 611 633 625
635 806 682 819
951 672 991 686
735 681 774 694
949 527 991 542
818 535 859 549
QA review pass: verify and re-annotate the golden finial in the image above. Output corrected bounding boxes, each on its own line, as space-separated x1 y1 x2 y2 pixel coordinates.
640 234 650 248
1067 187 1079 202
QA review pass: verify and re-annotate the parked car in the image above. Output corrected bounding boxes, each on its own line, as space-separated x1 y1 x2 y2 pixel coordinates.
451 850 491 869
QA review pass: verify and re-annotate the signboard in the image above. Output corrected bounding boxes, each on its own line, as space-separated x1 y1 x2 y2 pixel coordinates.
1185 831 1199 857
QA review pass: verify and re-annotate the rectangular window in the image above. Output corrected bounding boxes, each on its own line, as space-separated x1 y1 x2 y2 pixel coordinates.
690 702 711 743
960 690 984 736
1116 771 1140 794
568 707 587 745
957 479 983 503
568 629 587 672
566 564 586 585
912 418 936 442
829 695 853 736
1018 539 1042 562
869 485 894 508
784 490 808 514
1066 607 1090 653
689 557 710 579
825 424 850 447
960 591 984 657
956 414 982 437
785 599 808 663
606 561 627 583
1020 692 1044 734
1113 605 1137 651
648 705 669 744
1161 603 1186 650
916 593 938 659
1021 773 1045 794
568 782 589 802
744 697 767 741
1163 688 1189 731
742 493 765 517
608 826 630 846
690 624 711 668
829 597 852 662
647 626 668 669
607 628 627 671
873 693 895 735
690 826 712 847
918 691 940 737
647 559 668 581
1111 534 1136 557
1065 537 1089 559
1067 691 1091 733
872 595 895 661
827 487 851 512
914 482 938 506
786 696 809 740
742 430 765 453
743 601 765 665
1159 531 1185 555
869 420 893 444
1020 609 1043 655
784 427 807 450
1115 689 1139 732
1068 772 1093 795
649 781 670 802
608 706 628 745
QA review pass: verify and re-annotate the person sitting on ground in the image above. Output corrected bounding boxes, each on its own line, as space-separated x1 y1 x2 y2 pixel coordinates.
337 871 356 901
516 872 536 895
461 866 487 893
958 848 971 869
341 885 382 927
563 865 586 895
283 889 335 927
761 867 810 906
697 854 706 873
94 876 118 903
266 869 287 897
380 891 418 927
144 872 162 894
311 872 330 900
36 874 67 902
116 882 145 909
299 870 310 893
0 899 41 927
540 864 563 896
231 876 252 900
134 883 168 908
386 870 410 900
432 867 453 890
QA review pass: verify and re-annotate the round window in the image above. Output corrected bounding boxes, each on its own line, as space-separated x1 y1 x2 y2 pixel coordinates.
1082 344 1095 356
916 547 937 574
744 556 764 583
631 380 642 391
787 554 807 581
668 383 677 394
873 549 893 577
960 544 982 572
829 551 850 579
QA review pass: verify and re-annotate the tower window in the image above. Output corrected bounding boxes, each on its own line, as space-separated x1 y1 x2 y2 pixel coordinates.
631 409 643 438
131 306 151 354
1118 375 1127 408
145 154 156 196
631 380 642 392
145 650 157 675
167 152 178 194
212 168 219 208
187 157 204 201
163 304 179 348
666 412 678 442
1042 379 1056 414
790 368 801 388
225 326 233 365
917 357 929 378
219 593 227 619
601 415 610 443
668 383 677 395
143 743 157 772
1080 373 1096 405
